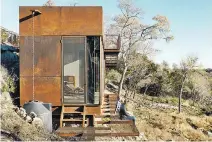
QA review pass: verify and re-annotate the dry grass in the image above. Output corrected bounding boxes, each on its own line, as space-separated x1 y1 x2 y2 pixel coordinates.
0 92 62 141
125 94 212 141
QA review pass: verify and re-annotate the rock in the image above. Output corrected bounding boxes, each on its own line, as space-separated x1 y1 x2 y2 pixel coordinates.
151 103 178 110
107 82 118 90
32 117 43 128
208 131 212 137
135 132 147 141
1 92 11 102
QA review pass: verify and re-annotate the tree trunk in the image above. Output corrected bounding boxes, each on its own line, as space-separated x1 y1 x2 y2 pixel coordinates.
179 75 186 113
144 84 149 95
118 66 128 97
133 90 136 99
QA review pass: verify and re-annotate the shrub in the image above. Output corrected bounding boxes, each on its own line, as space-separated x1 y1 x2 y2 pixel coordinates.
105 69 121 84
0 66 16 93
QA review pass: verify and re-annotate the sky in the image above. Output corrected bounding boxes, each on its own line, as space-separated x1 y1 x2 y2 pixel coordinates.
1 0 212 68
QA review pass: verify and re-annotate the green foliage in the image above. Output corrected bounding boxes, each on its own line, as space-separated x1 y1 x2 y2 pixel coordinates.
105 69 121 84
0 66 16 93
1 29 8 43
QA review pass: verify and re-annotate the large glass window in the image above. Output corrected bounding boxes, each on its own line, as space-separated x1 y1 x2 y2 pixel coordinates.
62 36 100 104
63 37 85 103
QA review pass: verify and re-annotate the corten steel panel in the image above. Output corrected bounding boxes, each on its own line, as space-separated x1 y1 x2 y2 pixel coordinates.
20 36 33 76
40 7 61 35
20 36 61 77
19 6 103 36
20 77 61 106
19 7 42 36
60 7 102 35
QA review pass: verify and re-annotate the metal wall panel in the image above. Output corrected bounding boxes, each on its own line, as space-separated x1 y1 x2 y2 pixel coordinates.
19 7 42 36
20 77 61 106
60 7 102 36
20 36 61 77
19 6 103 36
40 7 61 35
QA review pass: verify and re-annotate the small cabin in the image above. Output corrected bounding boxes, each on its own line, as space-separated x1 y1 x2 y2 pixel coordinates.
19 6 138 137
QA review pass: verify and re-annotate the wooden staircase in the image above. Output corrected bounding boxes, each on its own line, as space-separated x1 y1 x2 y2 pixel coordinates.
56 93 140 139
60 104 87 128
101 93 118 114
94 93 139 137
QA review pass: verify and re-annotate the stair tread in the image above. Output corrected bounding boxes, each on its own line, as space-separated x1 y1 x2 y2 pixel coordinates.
62 118 87 122
63 112 82 114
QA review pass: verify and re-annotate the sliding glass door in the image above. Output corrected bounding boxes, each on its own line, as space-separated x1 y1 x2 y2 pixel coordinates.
62 36 100 104
63 37 86 104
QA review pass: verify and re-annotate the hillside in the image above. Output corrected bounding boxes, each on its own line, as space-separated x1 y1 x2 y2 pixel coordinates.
124 93 212 141
0 92 63 141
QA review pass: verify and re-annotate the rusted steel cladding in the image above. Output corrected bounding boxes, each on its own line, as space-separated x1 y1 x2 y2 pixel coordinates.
19 6 103 36
20 36 61 77
20 77 61 106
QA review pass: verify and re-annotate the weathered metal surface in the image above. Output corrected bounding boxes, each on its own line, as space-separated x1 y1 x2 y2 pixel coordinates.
19 7 42 36
19 7 104 108
40 7 61 35
19 6 103 36
20 36 61 77
20 77 61 106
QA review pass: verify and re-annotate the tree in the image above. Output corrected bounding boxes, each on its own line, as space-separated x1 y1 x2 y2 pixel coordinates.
1 28 8 43
188 72 211 104
43 0 55 6
106 0 173 97
1 27 19 46
178 55 199 113
124 53 153 100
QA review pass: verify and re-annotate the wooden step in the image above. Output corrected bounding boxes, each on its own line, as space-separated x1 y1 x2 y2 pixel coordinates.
101 112 118 116
63 112 82 114
103 102 117 105
101 106 116 109
104 97 118 101
95 115 120 119
88 132 140 137
104 100 117 103
60 105 87 128
104 94 118 97
62 119 87 122
102 110 116 113
103 103 117 106
58 127 111 131
63 106 83 113
96 120 134 124
56 127 112 137
95 114 118 117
